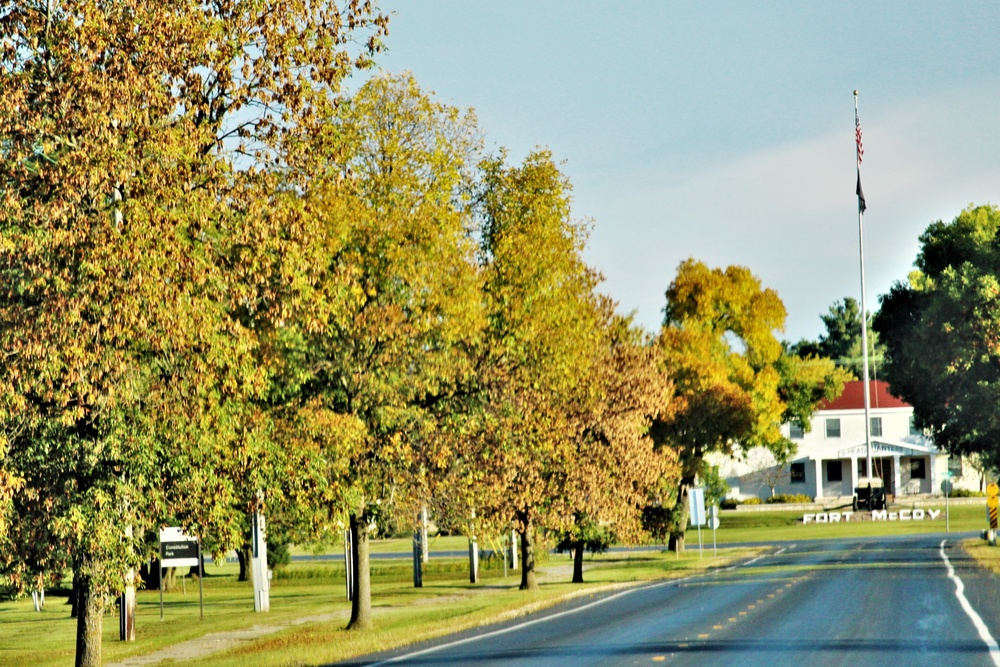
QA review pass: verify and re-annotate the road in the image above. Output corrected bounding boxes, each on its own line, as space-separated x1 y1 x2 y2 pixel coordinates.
339 533 1000 667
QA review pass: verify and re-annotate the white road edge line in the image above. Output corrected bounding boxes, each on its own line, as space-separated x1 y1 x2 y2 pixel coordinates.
366 562 734 667
939 539 1000 666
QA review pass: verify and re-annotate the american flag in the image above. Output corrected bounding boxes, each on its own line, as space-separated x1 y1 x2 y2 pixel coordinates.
855 109 864 165
855 108 866 212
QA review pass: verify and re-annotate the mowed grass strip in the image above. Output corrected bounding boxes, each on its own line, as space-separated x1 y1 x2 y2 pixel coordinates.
0 548 759 667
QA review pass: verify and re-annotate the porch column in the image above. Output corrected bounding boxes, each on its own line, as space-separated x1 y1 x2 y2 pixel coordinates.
850 458 859 494
929 455 937 495
893 455 902 499
813 458 824 499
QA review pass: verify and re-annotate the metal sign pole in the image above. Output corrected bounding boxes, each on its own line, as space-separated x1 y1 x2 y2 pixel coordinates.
159 561 164 622
198 540 205 620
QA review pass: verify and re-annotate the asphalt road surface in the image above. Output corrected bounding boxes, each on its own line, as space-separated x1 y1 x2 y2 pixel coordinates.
339 533 1000 667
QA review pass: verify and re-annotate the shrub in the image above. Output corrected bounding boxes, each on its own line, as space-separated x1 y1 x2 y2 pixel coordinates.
950 488 986 498
766 493 813 504
720 497 762 508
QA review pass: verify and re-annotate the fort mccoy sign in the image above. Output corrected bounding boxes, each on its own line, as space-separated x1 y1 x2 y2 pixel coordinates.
802 509 944 524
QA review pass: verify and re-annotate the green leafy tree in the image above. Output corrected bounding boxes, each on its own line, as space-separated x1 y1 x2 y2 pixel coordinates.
0 3 387 665
875 205 1000 461
792 297 885 379
439 149 604 591
554 307 677 584
652 260 790 553
775 347 850 432
286 73 483 630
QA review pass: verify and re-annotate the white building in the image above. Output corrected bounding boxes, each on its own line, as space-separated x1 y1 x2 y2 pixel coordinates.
716 380 977 501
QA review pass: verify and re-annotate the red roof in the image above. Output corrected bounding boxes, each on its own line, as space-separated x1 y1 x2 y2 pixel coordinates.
819 380 910 411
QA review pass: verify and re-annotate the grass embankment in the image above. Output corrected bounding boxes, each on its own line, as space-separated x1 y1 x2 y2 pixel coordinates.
2 501 991 667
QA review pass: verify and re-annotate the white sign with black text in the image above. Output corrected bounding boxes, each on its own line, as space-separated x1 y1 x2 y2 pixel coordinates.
159 527 200 568
802 509 942 524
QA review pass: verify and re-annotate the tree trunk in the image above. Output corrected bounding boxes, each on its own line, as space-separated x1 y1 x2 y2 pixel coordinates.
517 511 538 591
669 474 696 554
74 567 104 667
161 567 177 591
572 541 584 584
140 559 161 590
237 543 251 582
346 511 372 630
68 565 81 618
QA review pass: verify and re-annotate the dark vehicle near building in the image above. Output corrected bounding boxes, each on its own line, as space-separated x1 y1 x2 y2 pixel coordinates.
853 476 887 511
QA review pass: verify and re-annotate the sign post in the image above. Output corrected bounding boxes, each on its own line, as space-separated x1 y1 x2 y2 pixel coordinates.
708 505 720 557
120 524 136 641
159 527 202 621
412 525 423 588
251 510 270 612
690 488 706 557
987 482 999 545
942 471 954 533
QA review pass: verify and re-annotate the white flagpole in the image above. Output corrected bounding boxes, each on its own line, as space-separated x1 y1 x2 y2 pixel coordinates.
855 90 873 482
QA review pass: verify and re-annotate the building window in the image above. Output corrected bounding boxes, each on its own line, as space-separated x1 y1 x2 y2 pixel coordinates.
790 462 806 483
911 458 926 479
857 459 868 477
789 423 804 439
826 460 843 482
870 417 882 437
826 418 841 438
909 415 921 436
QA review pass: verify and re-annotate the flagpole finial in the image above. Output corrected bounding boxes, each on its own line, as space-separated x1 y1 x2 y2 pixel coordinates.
853 89 858 96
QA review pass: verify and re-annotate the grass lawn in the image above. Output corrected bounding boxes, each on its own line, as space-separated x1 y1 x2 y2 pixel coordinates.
1 500 994 667
0 547 758 667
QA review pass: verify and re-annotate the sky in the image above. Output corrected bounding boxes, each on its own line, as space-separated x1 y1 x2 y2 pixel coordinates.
371 1 1000 343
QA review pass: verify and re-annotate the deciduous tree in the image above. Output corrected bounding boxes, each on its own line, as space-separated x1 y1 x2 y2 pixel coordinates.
875 205 1000 462
439 150 604 591
0 3 387 664
286 73 483 629
652 260 789 553
557 307 677 583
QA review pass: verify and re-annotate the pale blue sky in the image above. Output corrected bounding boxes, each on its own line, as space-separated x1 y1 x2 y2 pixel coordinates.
374 1 1000 342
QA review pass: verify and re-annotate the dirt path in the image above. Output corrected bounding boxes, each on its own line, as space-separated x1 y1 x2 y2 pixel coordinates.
103 611 348 667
